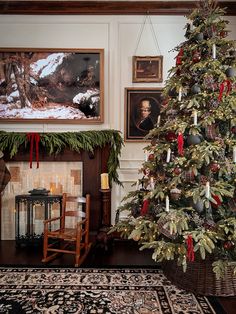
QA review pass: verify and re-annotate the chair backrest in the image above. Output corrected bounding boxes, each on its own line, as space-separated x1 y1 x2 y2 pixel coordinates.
61 193 90 229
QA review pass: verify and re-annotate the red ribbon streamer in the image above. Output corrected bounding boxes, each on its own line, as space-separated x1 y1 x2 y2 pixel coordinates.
141 199 149 216
211 194 222 209
176 48 184 66
177 133 184 156
26 133 40 168
186 235 195 262
218 80 232 101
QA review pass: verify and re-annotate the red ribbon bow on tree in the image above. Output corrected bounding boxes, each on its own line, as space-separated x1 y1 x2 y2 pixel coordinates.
218 80 232 101
177 132 184 156
26 132 40 168
141 199 150 216
186 234 195 262
176 48 184 66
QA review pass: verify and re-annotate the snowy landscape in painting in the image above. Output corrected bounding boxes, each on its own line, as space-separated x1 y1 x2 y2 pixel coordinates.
0 50 103 122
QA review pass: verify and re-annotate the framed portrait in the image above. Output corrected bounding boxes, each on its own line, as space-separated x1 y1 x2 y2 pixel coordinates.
132 56 163 83
125 87 163 142
0 48 104 123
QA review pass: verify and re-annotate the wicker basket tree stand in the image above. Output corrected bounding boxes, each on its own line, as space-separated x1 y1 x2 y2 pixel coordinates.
162 256 236 297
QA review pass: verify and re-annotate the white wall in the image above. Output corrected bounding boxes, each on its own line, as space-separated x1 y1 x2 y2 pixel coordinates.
0 14 235 224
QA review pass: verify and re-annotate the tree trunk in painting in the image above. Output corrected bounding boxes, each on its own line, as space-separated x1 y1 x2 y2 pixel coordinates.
11 62 30 108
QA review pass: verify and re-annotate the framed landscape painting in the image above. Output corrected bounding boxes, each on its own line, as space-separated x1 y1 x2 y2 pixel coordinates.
125 87 163 142
132 56 163 83
0 48 104 123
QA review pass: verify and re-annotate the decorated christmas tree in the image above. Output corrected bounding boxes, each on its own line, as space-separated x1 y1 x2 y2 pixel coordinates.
113 0 236 279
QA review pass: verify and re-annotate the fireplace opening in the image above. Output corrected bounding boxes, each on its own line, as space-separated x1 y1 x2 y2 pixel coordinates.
1 161 83 240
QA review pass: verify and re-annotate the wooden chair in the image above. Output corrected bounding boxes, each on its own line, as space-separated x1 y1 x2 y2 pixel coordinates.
42 193 91 267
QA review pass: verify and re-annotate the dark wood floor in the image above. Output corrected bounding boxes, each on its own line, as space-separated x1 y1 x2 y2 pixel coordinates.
0 239 235 314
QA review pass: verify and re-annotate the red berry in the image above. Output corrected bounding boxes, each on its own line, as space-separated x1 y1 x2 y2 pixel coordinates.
231 127 236 134
165 132 177 142
192 50 201 63
148 154 155 161
210 162 220 173
223 241 235 250
173 167 181 175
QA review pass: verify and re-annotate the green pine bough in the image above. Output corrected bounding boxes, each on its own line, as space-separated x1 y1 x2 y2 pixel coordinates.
0 130 124 186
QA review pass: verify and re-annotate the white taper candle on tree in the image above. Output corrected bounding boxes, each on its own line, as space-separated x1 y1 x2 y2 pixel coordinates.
144 150 148 162
178 87 182 102
150 177 155 190
157 115 161 126
233 146 236 163
193 110 198 126
205 181 210 198
166 148 171 163
166 196 170 212
212 44 216 59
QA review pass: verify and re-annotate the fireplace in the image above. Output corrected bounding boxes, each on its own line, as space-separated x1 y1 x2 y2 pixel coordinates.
2 161 82 240
0 145 111 241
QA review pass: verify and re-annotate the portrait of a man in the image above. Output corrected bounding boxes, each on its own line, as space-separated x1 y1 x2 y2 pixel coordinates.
136 98 154 132
125 88 163 141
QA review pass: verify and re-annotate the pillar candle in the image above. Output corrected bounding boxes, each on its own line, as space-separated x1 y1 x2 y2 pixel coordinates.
166 196 170 212
55 175 58 188
26 175 29 190
205 181 210 198
166 148 171 163
193 110 198 126
41 178 45 188
8 182 11 194
101 173 109 190
233 146 236 163
212 44 216 59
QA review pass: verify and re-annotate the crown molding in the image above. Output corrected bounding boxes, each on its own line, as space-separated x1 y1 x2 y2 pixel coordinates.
0 1 235 16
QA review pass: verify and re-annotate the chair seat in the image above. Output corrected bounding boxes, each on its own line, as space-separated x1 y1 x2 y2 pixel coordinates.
42 193 91 267
48 228 77 240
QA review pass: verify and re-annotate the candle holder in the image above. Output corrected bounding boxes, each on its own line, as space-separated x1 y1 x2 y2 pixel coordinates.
96 188 112 251
99 188 111 226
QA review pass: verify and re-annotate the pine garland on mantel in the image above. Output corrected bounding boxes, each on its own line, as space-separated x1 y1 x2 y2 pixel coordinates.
0 130 124 186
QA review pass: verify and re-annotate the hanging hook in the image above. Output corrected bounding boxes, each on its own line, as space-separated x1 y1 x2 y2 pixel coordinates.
133 11 162 56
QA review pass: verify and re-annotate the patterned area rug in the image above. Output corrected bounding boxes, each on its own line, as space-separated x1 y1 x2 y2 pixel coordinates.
0 267 216 314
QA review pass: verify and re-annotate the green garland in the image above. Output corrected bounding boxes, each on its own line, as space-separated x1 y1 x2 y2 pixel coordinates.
0 130 124 186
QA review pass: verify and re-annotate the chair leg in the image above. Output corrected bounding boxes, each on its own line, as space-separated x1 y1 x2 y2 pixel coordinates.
42 227 49 262
75 243 92 267
75 227 82 267
75 253 81 267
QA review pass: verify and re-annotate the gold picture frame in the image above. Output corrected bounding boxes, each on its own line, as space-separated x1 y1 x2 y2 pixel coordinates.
125 87 163 142
132 56 163 83
0 48 104 123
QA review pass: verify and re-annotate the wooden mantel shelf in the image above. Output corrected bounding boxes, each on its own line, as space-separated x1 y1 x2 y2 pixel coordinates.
0 1 235 16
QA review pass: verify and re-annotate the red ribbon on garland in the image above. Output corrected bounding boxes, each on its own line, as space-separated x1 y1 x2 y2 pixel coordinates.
218 80 232 101
141 199 150 216
176 48 184 66
26 132 40 168
177 133 184 156
186 234 195 262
